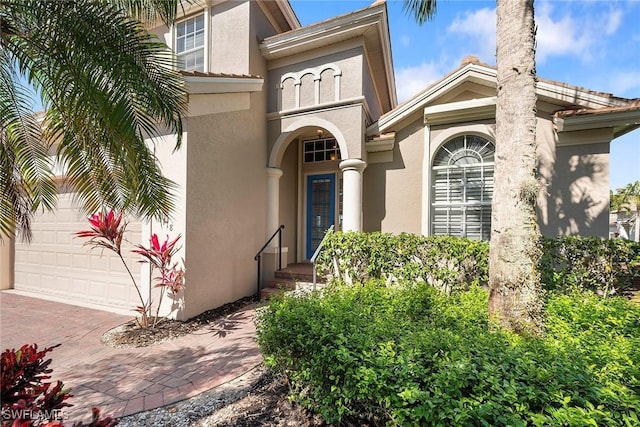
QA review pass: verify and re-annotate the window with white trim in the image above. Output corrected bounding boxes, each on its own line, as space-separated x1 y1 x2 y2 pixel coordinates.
176 14 205 71
432 135 494 240
303 138 341 163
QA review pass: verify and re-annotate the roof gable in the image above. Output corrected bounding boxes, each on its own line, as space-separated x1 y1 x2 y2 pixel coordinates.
374 56 639 136
260 2 397 112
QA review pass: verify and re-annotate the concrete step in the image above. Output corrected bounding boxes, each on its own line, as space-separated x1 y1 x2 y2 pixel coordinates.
275 264 327 283
266 278 297 290
260 287 286 300
260 282 327 300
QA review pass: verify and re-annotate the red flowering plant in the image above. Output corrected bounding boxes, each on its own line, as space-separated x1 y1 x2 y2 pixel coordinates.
1 344 118 427
133 234 185 328
75 210 184 329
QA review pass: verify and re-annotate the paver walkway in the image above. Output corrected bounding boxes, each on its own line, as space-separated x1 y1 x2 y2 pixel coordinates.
0 291 262 424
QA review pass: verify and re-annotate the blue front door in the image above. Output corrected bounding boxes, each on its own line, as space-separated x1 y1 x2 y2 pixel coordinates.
306 174 335 259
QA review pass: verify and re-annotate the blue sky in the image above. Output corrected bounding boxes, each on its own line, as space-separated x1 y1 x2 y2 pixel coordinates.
290 0 640 190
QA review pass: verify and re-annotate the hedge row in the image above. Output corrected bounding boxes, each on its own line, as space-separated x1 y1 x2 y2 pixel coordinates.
257 283 640 426
315 232 640 296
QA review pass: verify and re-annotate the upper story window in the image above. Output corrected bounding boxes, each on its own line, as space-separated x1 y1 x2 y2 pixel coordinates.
303 137 341 163
176 14 205 71
432 135 494 240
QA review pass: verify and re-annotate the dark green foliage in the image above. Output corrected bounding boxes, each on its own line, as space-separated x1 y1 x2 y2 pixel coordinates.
540 236 640 296
257 284 640 426
317 231 640 296
316 232 489 293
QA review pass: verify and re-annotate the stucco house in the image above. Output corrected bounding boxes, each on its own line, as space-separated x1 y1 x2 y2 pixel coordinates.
1 0 639 320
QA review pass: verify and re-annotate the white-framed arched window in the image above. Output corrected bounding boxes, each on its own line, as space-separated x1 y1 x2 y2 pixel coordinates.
431 134 494 240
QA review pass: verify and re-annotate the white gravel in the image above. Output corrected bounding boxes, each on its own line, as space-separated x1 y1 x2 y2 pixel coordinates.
115 366 267 427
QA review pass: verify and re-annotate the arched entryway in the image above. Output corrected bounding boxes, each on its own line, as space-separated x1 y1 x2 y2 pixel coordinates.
267 117 365 261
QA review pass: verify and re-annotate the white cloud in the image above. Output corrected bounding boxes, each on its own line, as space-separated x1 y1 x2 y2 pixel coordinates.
535 2 591 63
395 61 443 103
442 2 625 66
607 70 640 96
447 8 496 62
605 9 622 35
535 2 624 63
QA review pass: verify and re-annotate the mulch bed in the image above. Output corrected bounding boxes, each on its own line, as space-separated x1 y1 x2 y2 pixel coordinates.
101 296 256 348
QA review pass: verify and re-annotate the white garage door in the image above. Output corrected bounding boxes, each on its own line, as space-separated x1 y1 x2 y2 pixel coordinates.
14 189 143 313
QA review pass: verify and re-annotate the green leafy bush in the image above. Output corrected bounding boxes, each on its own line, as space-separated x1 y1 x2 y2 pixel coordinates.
257 283 640 426
316 232 489 292
540 236 640 296
316 231 640 296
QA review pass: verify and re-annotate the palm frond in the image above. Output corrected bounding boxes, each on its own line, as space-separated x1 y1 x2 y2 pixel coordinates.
2 0 187 234
0 49 56 241
403 0 438 25
105 0 186 26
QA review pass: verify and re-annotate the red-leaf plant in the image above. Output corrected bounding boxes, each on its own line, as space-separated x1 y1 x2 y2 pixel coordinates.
75 210 184 329
1 344 118 427
132 234 185 328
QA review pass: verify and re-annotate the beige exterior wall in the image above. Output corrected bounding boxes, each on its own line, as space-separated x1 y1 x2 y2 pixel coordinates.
274 105 366 162
362 59 382 122
210 1 250 74
378 90 612 239
267 45 365 113
279 142 298 265
181 91 267 319
147 0 276 77
249 1 277 77
148 130 187 319
364 117 424 234
537 119 612 237
438 85 495 104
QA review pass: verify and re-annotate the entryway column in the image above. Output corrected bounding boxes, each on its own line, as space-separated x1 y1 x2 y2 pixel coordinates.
340 159 367 232
266 167 283 243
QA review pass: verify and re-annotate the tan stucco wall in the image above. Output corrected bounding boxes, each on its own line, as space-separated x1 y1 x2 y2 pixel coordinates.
273 105 366 163
279 141 298 264
267 46 365 113
380 96 612 239
148 0 273 77
364 117 424 234
537 120 612 237
438 85 495 104
362 59 382 122
249 1 277 77
181 91 267 319
210 1 251 74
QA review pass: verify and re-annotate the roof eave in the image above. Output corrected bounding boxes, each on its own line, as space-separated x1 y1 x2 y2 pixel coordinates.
376 63 496 133
184 76 264 94
554 109 640 134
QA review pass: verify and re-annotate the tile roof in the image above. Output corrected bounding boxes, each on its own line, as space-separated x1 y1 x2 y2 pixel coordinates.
179 70 263 79
554 98 640 118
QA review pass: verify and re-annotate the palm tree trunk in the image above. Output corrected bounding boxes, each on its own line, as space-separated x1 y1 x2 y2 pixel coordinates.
489 0 543 334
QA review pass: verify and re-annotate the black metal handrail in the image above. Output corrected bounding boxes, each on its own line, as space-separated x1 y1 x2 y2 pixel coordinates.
255 224 284 299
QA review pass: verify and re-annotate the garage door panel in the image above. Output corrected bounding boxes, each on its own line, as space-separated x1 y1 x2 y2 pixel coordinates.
15 191 142 312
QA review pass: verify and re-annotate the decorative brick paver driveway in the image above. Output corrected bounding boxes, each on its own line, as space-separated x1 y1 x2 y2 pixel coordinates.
0 292 262 423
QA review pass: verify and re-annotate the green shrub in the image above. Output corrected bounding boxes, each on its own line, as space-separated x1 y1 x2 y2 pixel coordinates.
257 283 640 426
540 236 640 296
316 231 640 296
316 232 489 292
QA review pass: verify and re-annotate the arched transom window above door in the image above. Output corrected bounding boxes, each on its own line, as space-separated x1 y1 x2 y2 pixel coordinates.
432 135 494 240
